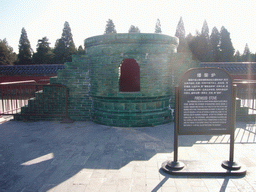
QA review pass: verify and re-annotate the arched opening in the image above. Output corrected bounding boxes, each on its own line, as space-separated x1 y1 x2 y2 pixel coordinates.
119 59 140 92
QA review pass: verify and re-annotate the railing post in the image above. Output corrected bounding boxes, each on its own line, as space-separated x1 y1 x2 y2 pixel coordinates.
0 82 73 123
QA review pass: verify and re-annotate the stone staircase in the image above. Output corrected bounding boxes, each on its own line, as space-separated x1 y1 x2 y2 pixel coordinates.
15 86 66 121
15 55 91 121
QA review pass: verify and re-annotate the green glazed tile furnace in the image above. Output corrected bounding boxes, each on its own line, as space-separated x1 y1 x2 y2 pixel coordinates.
18 33 199 126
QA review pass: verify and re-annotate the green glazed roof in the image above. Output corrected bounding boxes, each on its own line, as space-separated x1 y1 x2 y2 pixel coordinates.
84 33 179 48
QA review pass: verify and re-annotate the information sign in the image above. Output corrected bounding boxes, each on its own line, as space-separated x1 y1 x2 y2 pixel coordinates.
179 68 232 135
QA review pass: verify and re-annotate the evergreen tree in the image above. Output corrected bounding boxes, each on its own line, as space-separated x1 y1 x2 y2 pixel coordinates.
187 21 212 61
185 33 194 47
242 43 251 62
175 17 187 52
155 19 162 33
234 50 242 62
61 21 76 61
128 25 140 33
77 45 86 55
175 17 185 39
53 21 76 63
188 34 210 61
0 38 17 65
219 26 235 61
210 27 220 62
62 22 76 50
18 28 33 65
200 20 212 61
32 37 54 64
53 38 65 63
104 19 117 34
253 53 256 62
201 20 210 40
188 21 213 62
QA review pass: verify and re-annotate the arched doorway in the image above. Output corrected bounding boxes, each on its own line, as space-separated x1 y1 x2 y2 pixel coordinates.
119 59 140 92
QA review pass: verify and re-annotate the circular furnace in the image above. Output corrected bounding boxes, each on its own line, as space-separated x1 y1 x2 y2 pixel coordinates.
84 33 179 127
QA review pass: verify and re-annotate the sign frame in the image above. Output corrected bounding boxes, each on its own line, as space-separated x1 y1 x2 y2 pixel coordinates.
178 67 234 135
161 67 244 174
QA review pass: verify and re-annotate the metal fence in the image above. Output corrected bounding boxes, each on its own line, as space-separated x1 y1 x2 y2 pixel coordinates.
234 80 256 115
0 81 72 123
1 79 255 121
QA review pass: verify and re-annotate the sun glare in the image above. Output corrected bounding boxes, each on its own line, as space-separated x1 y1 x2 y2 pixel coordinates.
21 153 54 166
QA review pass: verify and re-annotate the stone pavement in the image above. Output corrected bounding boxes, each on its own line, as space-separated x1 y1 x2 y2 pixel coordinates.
0 117 256 192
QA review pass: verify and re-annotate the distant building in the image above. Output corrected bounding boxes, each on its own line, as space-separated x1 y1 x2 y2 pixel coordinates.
0 64 64 84
200 62 256 81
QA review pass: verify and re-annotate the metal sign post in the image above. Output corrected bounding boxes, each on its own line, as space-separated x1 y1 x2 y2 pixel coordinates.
221 85 241 170
162 68 246 176
165 87 184 170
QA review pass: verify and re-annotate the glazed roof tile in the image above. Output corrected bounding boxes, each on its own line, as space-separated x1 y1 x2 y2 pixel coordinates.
0 64 64 75
200 62 256 74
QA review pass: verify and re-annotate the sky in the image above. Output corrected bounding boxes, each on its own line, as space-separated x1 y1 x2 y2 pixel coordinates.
1 0 256 54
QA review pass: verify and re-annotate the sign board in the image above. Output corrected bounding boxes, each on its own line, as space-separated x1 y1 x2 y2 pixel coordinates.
161 68 245 175
178 68 233 135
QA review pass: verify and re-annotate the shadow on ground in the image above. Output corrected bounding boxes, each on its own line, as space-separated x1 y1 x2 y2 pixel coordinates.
0 120 254 191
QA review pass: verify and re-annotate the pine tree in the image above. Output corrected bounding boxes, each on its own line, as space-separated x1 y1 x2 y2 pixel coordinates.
185 33 194 45
18 28 33 65
175 17 185 39
53 38 65 64
188 34 209 61
155 19 162 33
62 21 76 61
104 19 117 34
175 17 187 52
188 22 213 62
253 53 256 62
200 20 212 61
201 20 209 40
0 38 17 65
234 50 242 62
242 43 251 62
128 25 140 33
210 27 220 62
219 26 235 61
53 21 76 63
77 45 85 55
32 37 54 64
62 22 76 50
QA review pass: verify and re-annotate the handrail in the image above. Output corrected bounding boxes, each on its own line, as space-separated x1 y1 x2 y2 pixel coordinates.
0 80 36 85
0 83 73 123
233 79 256 84
234 80 256 115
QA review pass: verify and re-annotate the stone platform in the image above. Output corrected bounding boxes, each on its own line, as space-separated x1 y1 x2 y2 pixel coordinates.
1 118 256 191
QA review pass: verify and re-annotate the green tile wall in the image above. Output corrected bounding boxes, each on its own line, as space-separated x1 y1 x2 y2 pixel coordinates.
86 33 193 126
17 33 200 126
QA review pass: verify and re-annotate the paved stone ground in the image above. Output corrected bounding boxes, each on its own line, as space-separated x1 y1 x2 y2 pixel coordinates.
0 117 256 192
